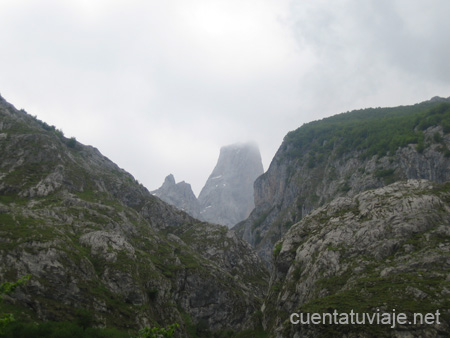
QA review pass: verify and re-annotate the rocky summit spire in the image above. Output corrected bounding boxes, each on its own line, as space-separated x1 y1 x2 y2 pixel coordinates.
198 142 264 227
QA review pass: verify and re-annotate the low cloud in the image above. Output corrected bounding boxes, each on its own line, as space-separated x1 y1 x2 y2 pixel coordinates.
0 0 449 194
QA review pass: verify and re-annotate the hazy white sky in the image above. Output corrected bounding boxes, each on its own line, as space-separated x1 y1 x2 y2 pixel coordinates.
1 0 450 195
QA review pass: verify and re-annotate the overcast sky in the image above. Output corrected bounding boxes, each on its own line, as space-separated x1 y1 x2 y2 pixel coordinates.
1 0 450 195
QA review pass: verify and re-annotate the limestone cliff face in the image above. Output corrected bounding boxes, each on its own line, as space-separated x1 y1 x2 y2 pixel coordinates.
151 174 201 219
0 95 268 335
198 142 264 228
264 179 450 337
234 98 450 263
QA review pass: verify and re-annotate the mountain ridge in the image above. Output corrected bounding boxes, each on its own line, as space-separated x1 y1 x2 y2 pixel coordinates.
0 94 269 336
234 97 450 263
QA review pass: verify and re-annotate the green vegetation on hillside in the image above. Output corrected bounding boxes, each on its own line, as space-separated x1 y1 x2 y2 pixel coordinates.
283 101 450 163
0 275 31 333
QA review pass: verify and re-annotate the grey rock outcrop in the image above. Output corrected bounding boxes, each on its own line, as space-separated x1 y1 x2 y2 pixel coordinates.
264 179 450 337
151 174 201 219
198 142 264 228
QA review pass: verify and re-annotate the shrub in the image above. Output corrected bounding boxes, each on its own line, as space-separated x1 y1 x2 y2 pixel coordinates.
137 323 179 338
273 242 282 258
66 137 77 148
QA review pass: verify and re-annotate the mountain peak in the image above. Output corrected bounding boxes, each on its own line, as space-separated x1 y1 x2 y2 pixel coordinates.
198 142 264 227
151 174 200 218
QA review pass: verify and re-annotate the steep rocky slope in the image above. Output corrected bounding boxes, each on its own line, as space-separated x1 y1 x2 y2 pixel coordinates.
0 95 269 336
263 179 450 337
151 174 201 219
234 98 450 263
